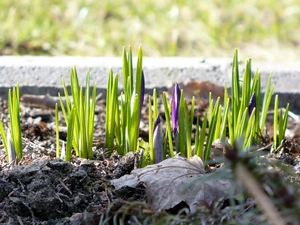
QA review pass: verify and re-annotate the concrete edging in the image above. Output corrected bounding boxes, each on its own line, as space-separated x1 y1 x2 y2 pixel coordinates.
0 56 299 112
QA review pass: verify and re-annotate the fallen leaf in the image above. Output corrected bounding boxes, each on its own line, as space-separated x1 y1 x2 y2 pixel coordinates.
170 80 225 99
111 155 231 212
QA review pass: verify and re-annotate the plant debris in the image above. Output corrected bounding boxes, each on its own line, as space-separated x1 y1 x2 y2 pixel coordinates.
111 155 232 213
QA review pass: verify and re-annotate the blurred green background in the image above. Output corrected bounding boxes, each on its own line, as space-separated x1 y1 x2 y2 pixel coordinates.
1 0 300 60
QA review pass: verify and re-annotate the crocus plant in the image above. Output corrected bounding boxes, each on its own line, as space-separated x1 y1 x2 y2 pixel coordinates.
56 67 97 161
105 69 118 152
147 89 159 164
225 50 264 148
153 116 163 163
208 49 289 151
164 85 197 158
161 83 218 163
171 83 180 135
0 46 290 171
105 46 145 155
0 47 290 170
248 92 256 117
273 95 289 150
53 47 290 167
157 49 289 164
0 83 22 163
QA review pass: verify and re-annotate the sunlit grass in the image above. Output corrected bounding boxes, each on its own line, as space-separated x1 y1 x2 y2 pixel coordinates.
1 0 300 60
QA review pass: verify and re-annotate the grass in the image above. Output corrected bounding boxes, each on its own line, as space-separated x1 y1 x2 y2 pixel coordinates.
1 0 300 60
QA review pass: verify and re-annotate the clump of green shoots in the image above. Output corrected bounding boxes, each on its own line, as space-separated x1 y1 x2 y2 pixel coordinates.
228 49 268 148
273 95 289 150
54 47 290 166
157 49 290 164
105 46 144 155
56 67 97 161
0 83 22 163
161 84 217 162
146 89 160 164
161 86 195 158
137 82 220 166
209 49 289 151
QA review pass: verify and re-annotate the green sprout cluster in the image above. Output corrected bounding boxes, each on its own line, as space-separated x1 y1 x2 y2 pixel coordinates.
0 47 291 166
56 67 97 161
105 46 144 155
0 84 22 163
102 47 290 166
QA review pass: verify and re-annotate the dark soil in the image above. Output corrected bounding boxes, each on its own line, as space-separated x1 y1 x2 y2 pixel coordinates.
0 95 139 225
0 93 300 225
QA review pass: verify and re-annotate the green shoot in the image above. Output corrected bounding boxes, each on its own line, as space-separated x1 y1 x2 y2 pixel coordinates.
273 95 289 151
162 92 174 157
178 89 186 156
65 107 75 161
225 49 277 149
58 67 97 161
55 103 60 158
105 46 145 155
194 110 208 160
148 90 156 164
260 75 274 132
204 97 220 162
0 83 23 163
9 84 22 162
105 69 118 151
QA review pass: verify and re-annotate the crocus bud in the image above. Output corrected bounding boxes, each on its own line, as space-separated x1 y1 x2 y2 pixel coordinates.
140 70 145 117
153 116 163 163
248 92 256 116
171 83 180 135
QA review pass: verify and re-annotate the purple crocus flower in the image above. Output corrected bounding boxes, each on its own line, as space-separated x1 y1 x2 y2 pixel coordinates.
248 92 256 116
140 70 145 118
153 116 163 163
171 83 180 135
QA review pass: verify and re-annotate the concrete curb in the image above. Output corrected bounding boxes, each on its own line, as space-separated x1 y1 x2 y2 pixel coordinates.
0 56 299 112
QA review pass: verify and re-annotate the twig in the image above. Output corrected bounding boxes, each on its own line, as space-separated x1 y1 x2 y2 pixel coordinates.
17 216 24 225
22 92 102 109
59 178 72 195
22 94 66 109
250 142 273 152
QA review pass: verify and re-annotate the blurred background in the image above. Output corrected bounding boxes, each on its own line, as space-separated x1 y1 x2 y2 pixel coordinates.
1 0 300 61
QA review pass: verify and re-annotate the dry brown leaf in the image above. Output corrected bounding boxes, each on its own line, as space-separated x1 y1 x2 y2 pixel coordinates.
111 155 231 212
176 80 225 99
